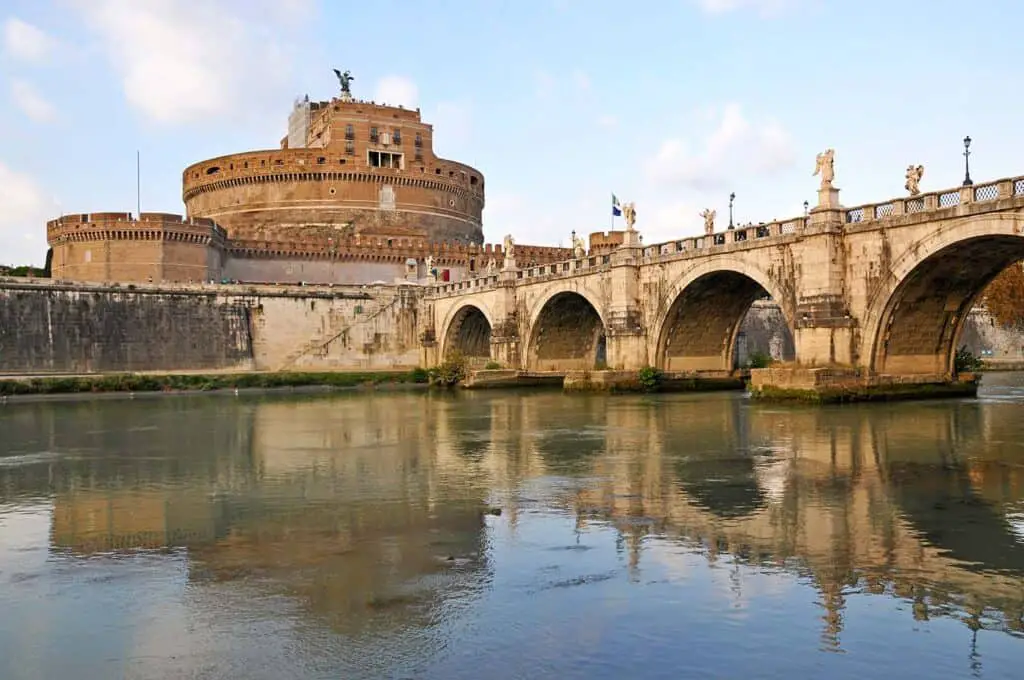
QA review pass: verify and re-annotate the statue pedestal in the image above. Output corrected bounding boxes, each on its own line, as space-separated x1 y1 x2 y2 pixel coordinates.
621 229 641 247
502 258 517 272
815 186 840 210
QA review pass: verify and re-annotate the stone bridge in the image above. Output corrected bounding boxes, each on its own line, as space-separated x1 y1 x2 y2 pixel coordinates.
421 172 1024 383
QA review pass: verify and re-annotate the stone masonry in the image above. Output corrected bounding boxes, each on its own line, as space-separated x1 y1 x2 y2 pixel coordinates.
426 172 1024 379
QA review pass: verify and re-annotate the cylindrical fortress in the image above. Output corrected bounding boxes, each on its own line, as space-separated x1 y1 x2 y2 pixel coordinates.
182 98 485 245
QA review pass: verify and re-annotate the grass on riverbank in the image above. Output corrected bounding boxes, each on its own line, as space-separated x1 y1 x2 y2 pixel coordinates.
0 369 430 396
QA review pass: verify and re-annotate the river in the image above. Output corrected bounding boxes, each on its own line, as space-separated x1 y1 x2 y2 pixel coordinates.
2 374 1024 679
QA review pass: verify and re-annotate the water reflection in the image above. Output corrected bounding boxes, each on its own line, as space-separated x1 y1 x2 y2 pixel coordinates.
1 379 1023 678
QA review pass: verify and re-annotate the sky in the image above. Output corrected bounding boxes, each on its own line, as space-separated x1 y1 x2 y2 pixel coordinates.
1 0 1022 266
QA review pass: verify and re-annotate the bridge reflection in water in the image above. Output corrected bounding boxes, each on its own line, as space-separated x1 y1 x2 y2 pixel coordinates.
1 383 1023 676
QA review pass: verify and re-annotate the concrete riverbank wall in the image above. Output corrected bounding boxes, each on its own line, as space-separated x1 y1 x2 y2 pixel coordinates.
0 279 423 375
0 279 1020 375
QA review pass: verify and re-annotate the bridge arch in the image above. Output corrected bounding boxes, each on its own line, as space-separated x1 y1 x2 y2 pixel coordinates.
439 303 494 363
525 285 608 371
864 213 1024 375
653 258 795 372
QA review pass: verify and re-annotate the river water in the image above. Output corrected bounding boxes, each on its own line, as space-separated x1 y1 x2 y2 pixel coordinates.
2 375 1024 679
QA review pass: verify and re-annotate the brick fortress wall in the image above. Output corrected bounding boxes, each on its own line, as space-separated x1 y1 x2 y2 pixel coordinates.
47 212 571 285
47 212 227 283
182 99 485 246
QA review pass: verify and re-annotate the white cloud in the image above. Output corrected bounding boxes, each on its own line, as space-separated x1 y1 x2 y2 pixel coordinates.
0 162 53 266
597 114 618 129
373 75 419 109
694 0 804 17
71 0 310 126
1 17 57 63
646 103 796 192
10 79 56 122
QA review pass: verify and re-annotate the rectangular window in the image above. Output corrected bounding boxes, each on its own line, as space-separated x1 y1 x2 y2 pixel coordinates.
393 128 402 145
369 126 378 142
368 151 404 169
345 141 354 155
345 124 354 140
414 133 422 148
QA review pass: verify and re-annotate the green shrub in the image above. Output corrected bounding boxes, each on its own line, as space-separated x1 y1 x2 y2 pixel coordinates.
484 361 502 370
410 367 430 383
428 351 468 387
746 351 773 369
637 366 663 392
954 346 983 373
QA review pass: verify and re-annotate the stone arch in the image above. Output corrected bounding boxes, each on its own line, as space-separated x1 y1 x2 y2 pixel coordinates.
439 302 495 364
653 258 796 372
525 285 608 371
863 214 1024 375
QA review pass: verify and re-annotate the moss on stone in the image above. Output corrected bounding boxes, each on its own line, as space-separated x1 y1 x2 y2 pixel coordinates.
0 370 429 396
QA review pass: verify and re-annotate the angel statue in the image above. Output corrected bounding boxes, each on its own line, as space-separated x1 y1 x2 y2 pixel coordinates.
502 234 516 267
486 257 497 275
813 148 835 189
699 208 716 235
424 255 435 280
622 202 637 231
905 164 924 196
572 234 587 259
333 68 354 96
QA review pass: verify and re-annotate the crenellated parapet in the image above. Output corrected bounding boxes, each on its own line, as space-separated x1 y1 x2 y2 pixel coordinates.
47 212 227 247
225 235 570 269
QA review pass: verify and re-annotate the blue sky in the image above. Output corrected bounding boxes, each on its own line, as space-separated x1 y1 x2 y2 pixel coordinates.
1 0 1021 265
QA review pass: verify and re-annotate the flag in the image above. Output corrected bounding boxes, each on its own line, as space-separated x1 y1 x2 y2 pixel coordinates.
612 193 621 217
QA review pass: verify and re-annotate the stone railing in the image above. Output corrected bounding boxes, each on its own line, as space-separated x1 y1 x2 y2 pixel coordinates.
844 175 1024 225
431 253 614 297
641 217 803 262
429 172 1024 299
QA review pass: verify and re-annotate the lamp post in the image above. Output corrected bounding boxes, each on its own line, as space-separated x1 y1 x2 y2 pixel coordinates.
962 136 973 187
803 200 809 216
728 192 735 229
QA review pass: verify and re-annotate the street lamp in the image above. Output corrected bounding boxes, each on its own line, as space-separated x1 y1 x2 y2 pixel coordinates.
803 200 809 216
962 136 973 187
728 192 736 229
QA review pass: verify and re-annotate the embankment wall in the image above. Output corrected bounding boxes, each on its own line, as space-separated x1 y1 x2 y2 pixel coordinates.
0 279 423 375
1 279 1021 376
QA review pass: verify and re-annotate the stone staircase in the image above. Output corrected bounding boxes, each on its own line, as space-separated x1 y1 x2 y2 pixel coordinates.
275 297 399 371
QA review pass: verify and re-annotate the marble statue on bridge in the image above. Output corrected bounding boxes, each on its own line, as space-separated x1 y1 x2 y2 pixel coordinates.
486 257 497 275
905 164 924 196
700 208 716 235
572 234 587 259
425 255 435 280
503 234 516 269
622 202 637 231
813 149 835 189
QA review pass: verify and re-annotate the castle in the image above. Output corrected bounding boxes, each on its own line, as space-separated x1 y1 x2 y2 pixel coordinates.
46 72 571 285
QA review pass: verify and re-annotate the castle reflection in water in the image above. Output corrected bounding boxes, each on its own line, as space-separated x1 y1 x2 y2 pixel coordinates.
2 389 1023 649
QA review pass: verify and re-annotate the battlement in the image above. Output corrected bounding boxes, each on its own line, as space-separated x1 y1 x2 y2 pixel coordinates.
47 212 226 244
181 148 484 201
225 235 570 267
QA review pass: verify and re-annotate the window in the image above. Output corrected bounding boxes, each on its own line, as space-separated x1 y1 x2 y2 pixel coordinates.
393 128 402 144
414 152 423 163
414 133 422 148
316 157 325 164
345 124 354 140
369 126 378 142
345 141 354 155
367 150 404 169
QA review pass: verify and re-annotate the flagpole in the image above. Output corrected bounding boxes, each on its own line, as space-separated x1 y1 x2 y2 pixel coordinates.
136 150 141 219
